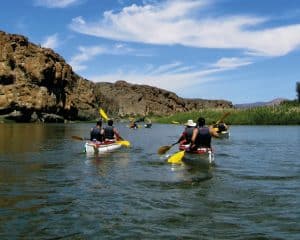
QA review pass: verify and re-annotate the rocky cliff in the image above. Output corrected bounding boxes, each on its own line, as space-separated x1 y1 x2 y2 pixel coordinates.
0 31 98 122
94 81 232 117
0 31 232 122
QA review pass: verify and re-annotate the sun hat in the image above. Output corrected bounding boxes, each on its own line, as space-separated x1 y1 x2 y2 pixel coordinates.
184 119 196 127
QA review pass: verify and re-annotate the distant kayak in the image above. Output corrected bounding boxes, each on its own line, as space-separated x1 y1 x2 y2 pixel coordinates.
84 140 122 154
218 130 230 138
212 127 230 138
144 123 152 128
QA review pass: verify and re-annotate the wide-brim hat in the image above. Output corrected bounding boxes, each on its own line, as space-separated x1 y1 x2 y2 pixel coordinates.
184 119 196 127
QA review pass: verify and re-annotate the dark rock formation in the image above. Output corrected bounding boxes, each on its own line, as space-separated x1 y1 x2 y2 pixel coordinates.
0 30 232 122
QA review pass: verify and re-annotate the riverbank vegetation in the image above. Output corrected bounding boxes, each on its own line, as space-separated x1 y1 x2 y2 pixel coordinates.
152 100 300 125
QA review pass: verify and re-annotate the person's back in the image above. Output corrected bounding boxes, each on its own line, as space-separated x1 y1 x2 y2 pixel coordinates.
104 120 115 140
90 120 104 141
191 117 218 150
104 119 122 141
195 125 211 148
184 126 195 144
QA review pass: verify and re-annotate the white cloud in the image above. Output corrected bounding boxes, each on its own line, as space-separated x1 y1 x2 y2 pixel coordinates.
69 0 300 57
41 34 59 49
69 46 106 71
69 43 152 71
212 57 252 69
34 0 81 8
86 57 252 93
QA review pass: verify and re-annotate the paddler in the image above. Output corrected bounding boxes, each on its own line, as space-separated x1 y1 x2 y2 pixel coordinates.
177 119 197 145
90 119 104 142
190 117 219 150
104 119 123 141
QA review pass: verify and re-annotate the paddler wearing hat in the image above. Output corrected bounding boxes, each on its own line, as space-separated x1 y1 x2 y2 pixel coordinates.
176 119 197 145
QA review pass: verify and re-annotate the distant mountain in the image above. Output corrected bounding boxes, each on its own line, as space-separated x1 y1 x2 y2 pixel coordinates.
234 98 288 109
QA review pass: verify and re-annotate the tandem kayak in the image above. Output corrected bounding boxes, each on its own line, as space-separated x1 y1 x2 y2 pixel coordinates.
84 140 122 154
212 127 230 139
179 144 214 168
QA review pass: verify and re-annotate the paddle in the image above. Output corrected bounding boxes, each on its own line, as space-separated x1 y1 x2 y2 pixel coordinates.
216 112 230 124
116 140 131 147
157 142 178 155
72 135 89 141
99 108 109 121
167 150 185 164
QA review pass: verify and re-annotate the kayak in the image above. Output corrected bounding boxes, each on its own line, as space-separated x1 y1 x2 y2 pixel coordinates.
144 123 152 128
212 127 230 138
179 144 214 168
84 140 122 154
218 130 230 138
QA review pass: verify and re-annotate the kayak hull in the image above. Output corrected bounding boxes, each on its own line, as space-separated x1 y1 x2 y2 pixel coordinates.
179 145 214 168
219 131 230 139
183 150 214 168
84 141 122 154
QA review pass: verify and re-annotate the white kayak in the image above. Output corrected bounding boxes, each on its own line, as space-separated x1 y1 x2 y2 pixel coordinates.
84 140 122 154
179 145 214 168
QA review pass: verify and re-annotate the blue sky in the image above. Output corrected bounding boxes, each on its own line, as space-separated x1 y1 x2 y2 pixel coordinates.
1 0 300 104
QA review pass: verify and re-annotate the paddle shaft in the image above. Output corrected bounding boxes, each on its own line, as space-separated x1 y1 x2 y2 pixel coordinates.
216 112 230 124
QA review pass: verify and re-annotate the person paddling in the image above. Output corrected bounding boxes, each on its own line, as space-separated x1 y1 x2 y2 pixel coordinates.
217 121 228 133
90 119 104 142
190 117 218 151
104 119 123 141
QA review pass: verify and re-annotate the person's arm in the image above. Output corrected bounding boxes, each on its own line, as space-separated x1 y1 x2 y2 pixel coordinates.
114 128 123 140
209 127 219 138
177 131 186 144
90 127 93 140
190 128 198 149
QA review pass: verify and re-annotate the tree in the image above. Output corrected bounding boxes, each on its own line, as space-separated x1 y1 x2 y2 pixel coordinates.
297 82 300 102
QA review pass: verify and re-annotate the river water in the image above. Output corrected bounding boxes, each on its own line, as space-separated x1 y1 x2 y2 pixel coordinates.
0 123 299 239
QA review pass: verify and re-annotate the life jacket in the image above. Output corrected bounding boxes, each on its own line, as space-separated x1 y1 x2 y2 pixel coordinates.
90 127 103 141
104 126 115 140
184 127 194 144
194 126 211 148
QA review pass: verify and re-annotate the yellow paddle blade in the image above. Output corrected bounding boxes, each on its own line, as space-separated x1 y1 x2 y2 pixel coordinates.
157 145 171 155
167 151 185 164
117 140 131 147
99 108 109 121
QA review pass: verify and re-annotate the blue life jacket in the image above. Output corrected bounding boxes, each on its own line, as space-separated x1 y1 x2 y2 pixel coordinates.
104 126 115 140
194 126 211 148
90 127 103 141
184 127 194 143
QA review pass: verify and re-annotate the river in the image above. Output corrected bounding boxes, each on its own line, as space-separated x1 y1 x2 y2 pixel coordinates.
0 123 299 239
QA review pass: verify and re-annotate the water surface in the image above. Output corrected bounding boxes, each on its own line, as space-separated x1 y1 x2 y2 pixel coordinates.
0 124 299 239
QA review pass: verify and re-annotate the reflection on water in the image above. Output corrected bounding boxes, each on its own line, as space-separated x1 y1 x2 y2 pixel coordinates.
0 124 299 239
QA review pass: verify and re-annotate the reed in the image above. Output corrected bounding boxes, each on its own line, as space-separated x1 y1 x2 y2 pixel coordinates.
152 102 300 125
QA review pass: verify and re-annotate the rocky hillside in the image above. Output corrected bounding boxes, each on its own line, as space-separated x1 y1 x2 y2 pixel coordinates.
95 81 232 117
0 31 98 122
0 31 232 122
